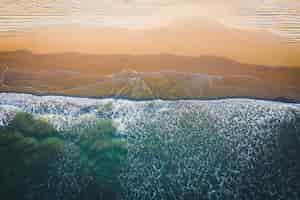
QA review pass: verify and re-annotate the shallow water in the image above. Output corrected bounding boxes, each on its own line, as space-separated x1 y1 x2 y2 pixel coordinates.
0 93 299 200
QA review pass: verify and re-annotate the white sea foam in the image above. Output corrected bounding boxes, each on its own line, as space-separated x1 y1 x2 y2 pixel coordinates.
0 93 299 134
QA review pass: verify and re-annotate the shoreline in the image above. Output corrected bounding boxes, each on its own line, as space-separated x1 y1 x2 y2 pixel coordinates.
0 91 299 104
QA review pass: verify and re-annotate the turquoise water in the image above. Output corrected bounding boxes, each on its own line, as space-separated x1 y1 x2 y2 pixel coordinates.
0 112 126 199
0 93 299 200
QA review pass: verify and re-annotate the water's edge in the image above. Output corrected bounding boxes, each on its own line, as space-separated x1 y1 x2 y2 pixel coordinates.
0 91 299 104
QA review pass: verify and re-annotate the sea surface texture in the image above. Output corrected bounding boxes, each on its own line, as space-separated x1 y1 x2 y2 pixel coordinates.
0 93 299 200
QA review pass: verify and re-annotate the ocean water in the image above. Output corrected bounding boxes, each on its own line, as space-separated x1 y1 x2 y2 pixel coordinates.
0 93 299 200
